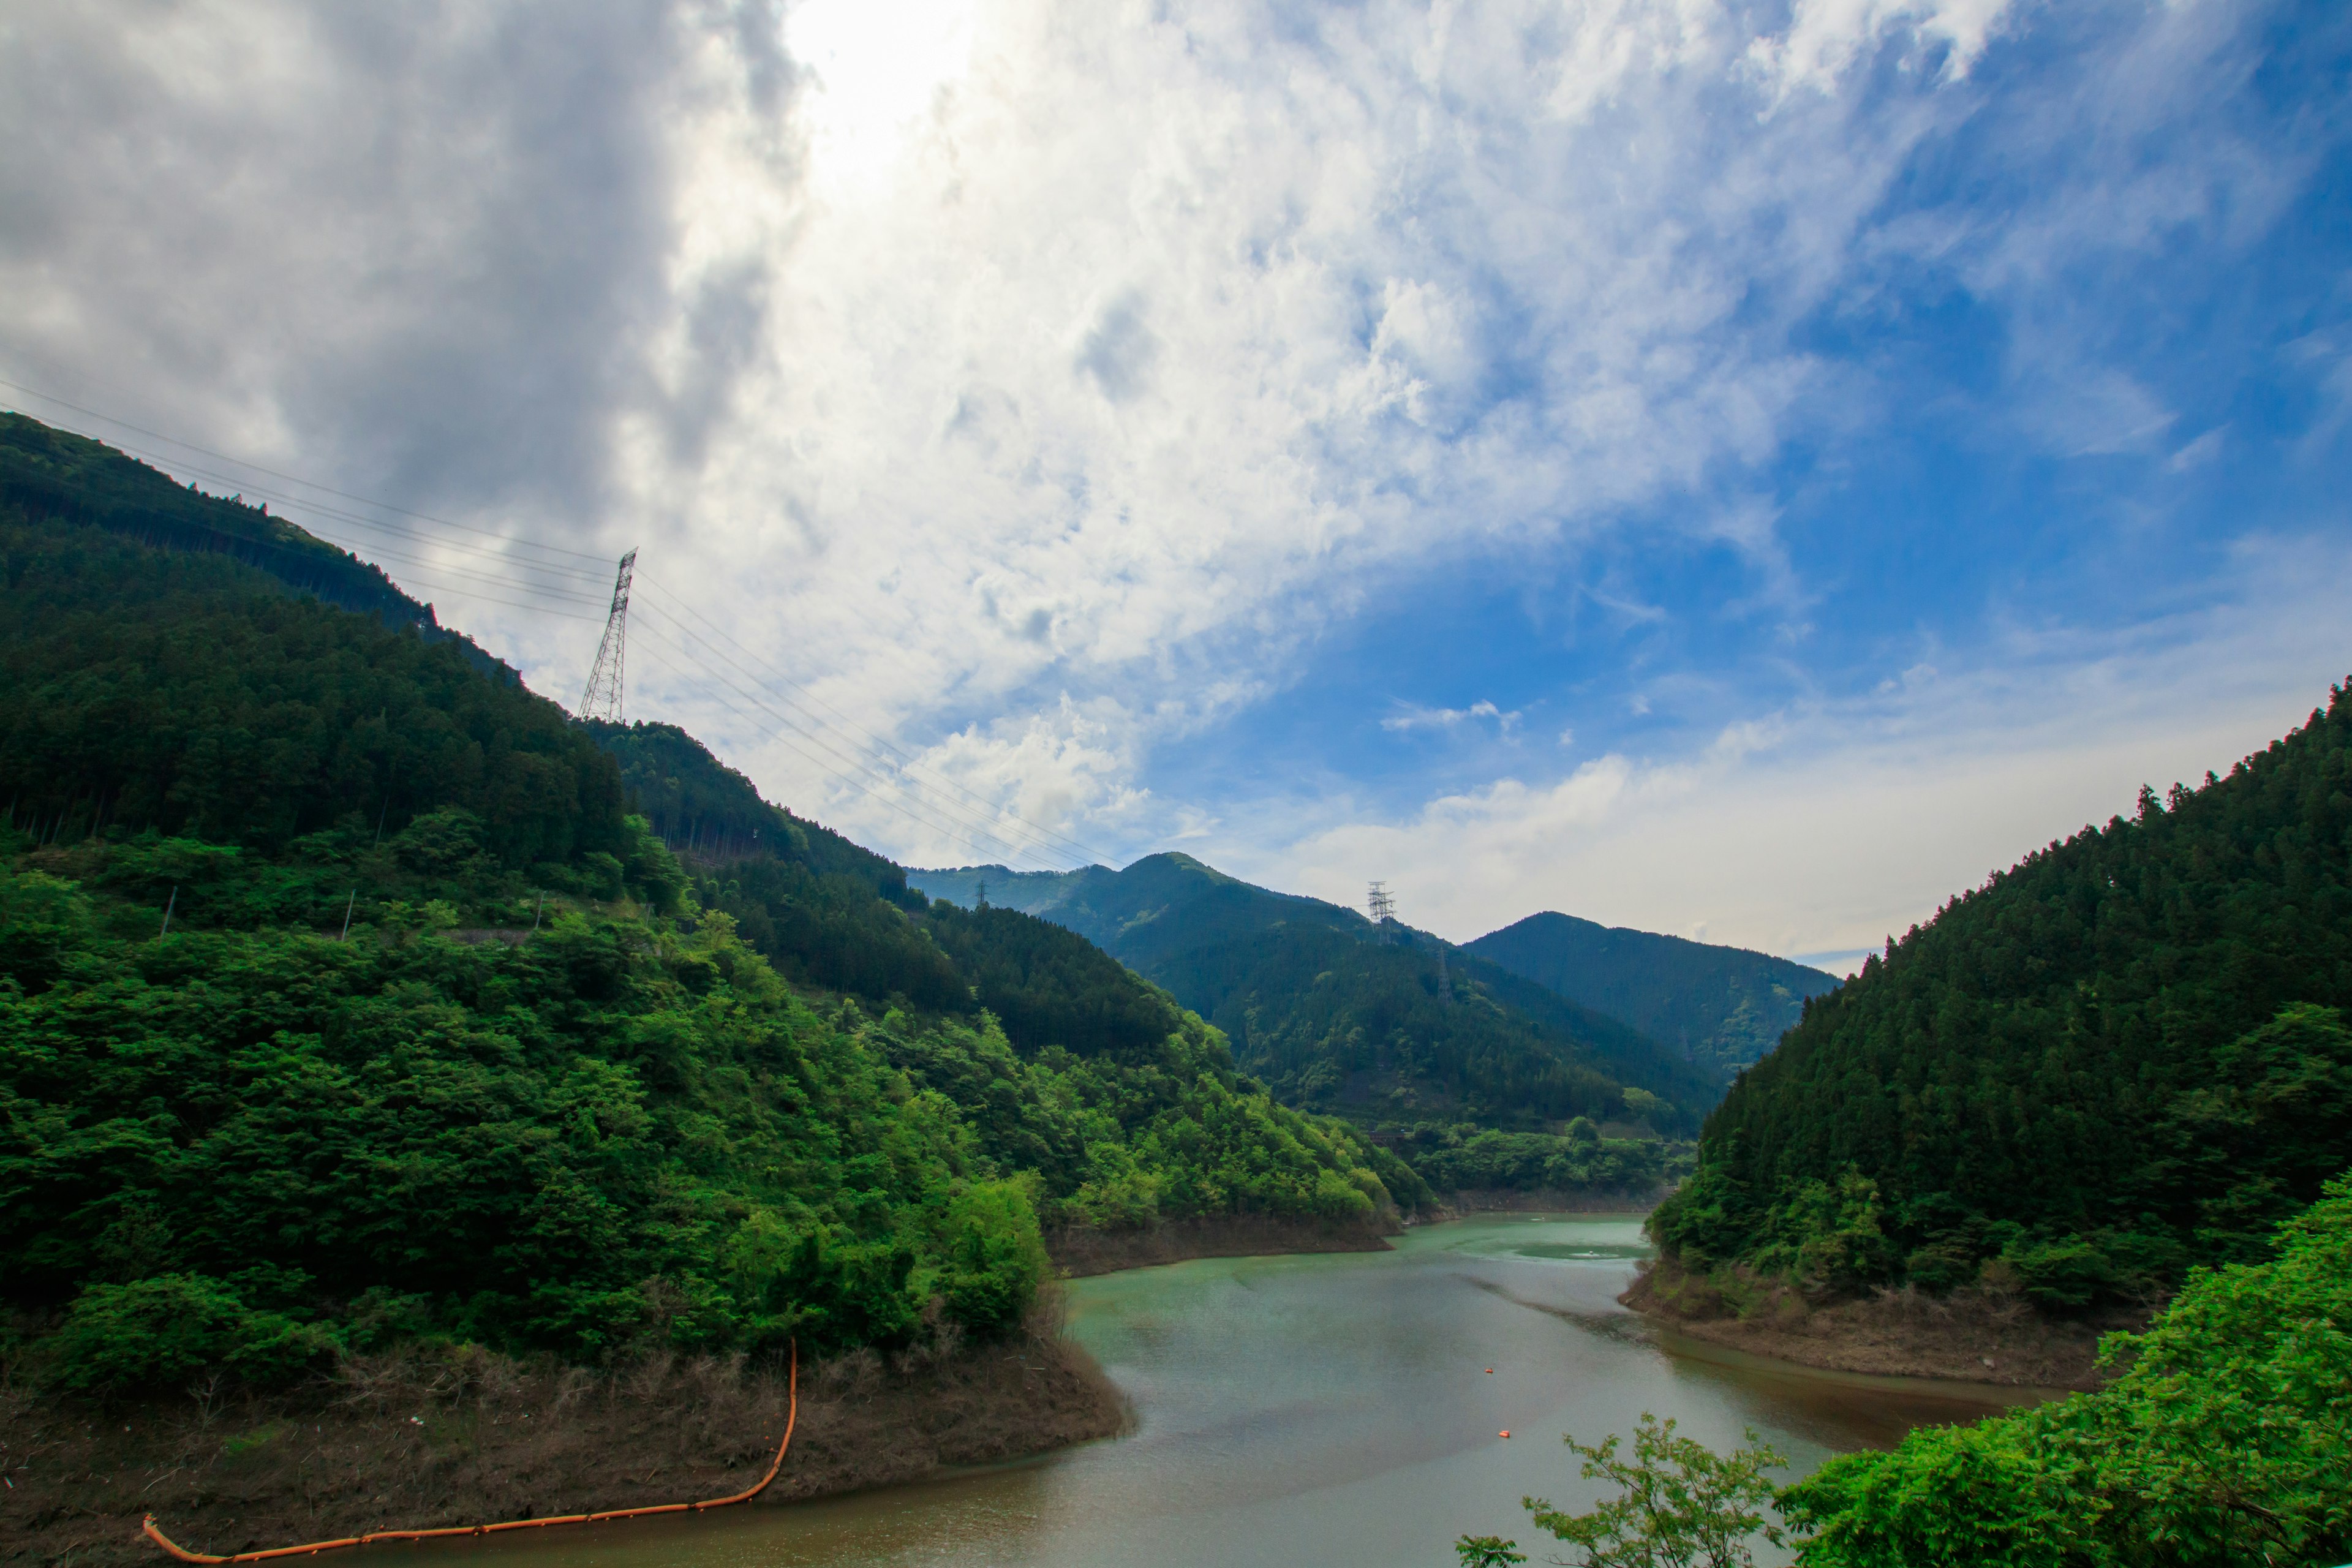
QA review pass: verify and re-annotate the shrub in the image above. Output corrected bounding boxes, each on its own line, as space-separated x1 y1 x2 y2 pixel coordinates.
41 1274 332 1396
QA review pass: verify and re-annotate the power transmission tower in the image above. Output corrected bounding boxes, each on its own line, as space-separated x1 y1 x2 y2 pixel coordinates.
1366 880 1395 924
579 548 638 723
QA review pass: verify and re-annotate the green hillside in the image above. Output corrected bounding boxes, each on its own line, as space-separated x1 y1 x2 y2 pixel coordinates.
1466 911 1840 1074
1651 687 2352 1310
0 416 1409 1395
910 855 1721 1135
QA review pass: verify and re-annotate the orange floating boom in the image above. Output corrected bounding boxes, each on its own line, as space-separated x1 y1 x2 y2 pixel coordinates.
143 1342 797 1563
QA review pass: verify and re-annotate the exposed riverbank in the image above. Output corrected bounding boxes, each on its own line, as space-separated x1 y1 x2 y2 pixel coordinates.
1623 1257 2144 1390
1 1319 1122 1568
1046 1215 1395 1276
1429 1189 1661 1217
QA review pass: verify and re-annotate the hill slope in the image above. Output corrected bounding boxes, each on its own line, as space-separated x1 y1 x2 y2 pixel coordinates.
1466 911 1840 1074
0 414 1412 1400
1652 687 2352 1310
911 854 1721 1133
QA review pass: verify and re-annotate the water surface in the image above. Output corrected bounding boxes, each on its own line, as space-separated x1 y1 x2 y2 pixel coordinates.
409 1218 2040 1568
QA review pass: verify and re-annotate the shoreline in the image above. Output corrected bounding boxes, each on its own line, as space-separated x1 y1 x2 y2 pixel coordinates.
2 1323 1124 1568
1422 1189 1661 1219
9 1224 1404 1568
1621 1257 2139 1391
1046 1214 1395 1276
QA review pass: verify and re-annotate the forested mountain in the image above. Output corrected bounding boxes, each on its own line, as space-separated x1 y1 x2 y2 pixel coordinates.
1466 911 1839 1074
0 416 1410 1396
1 410 517 680
1652 688 2352 1311
911 856 1720 1133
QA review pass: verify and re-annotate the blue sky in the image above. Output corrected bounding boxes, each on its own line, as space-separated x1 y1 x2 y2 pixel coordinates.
2 0 2347 968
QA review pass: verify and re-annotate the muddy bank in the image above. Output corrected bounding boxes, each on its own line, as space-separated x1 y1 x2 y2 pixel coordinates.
1623 1257 2146 1390
1432 1189 1661 1217
1 1320 1123 1568
1047 1215 1393 1277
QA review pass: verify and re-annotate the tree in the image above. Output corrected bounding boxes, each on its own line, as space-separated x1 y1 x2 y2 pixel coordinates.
1521 1414 1785 1568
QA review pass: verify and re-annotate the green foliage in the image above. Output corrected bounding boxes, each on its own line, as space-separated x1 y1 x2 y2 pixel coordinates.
1454 1537 1528 1567
1781 1175 2352 1567
934 1180 1051 1337
911 855 1721 1134
0 413 428 630
40 1273 334 1395
1467 911 1841 1074
1 507 628 869
0 419 1409 1401
1656 688 2352 1305
1522 1414 1786 1568
1387 1123 1686 1197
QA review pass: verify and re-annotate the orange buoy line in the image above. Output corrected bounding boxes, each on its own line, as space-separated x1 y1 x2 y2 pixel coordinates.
142 1342 797 1564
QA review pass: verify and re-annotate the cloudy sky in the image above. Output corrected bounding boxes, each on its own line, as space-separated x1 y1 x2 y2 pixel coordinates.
4 0 2347 969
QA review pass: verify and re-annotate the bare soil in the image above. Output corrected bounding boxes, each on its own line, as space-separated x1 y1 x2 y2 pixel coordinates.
0 1313 1123 1568
1046 1214 1393 1276
1433 1189 1661 1216
1623 1257 2151 1390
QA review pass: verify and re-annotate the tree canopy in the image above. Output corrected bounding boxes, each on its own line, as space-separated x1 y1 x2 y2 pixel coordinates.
1653 686 2352 1307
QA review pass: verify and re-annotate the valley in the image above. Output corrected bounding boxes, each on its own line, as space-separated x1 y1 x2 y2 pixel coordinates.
3 412 2347 1566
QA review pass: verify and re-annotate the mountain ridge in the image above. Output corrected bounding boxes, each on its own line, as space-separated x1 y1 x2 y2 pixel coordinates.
910 854 1722 1131
1466 910 1841 1074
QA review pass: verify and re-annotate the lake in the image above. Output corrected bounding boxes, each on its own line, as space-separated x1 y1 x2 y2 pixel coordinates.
417 1217 2042 1568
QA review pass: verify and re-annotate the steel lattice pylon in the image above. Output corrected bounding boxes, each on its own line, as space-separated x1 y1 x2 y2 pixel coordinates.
579 548 638 722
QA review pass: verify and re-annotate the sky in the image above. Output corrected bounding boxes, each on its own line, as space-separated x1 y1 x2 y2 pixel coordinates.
2 0 2348 971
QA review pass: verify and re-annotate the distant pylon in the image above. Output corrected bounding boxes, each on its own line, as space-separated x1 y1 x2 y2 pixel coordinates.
579 548 638 723
1367 880 1395 924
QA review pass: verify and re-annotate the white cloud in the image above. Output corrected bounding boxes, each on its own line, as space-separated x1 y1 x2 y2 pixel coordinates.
1246 538 2352 958
1750 0 2017 95
0 0 2318 886
1381 699 1520 734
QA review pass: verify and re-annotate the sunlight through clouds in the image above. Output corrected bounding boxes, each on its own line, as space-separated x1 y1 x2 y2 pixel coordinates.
0 0 2342 935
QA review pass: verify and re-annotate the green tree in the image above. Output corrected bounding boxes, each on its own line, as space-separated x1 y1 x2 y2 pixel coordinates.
1781 1174 2352 1567
1521 1414 1785 1568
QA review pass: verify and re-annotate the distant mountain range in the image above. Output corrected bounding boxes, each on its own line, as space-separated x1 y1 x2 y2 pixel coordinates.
910 856 1736 1133
1466 912 1840 1076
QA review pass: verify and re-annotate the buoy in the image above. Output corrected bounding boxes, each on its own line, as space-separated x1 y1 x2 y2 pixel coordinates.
1499 1430 1511 1439
1484 1368 1494 1374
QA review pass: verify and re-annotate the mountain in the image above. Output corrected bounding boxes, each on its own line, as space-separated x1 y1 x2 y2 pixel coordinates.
910 854 1722 1133
1466 911 1841 1074
0 413 1414 1397
1651 688 2352 1311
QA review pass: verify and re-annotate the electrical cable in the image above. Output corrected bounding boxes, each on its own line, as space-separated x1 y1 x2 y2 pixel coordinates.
0 374 614 560
627 620 1068 870
3 374 1102 869
635 576 1110 867
627 601 1094 869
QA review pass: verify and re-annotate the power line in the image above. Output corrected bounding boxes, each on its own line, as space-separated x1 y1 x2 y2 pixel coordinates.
2 374 1106 869
635 576 1110 867
625 614 1072 870
0 374 614 562
627 598 1102 869
627 630 1068 870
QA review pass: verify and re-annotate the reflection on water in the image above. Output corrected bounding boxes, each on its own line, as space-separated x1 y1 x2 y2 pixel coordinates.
384 1218 2052 1568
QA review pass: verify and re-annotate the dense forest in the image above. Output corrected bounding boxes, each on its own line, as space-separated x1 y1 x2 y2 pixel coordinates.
911 855 1719 1140
1466 911 1839 1074
1784 1178 2350 1565
1652 688 2352 1309
0 420 1409 1396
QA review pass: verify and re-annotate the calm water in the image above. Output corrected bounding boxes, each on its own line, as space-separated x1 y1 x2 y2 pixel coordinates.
398 1218 2043 1568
